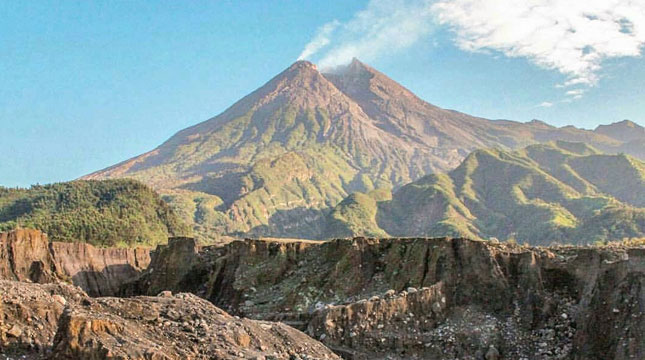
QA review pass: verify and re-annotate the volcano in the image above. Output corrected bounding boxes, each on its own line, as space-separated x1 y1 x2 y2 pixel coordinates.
85 59 642 241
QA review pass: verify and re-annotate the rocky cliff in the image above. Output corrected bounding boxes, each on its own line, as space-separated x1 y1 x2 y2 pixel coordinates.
0 230 336 359
0 229 150 296
2 229 642 359
126 237 644 360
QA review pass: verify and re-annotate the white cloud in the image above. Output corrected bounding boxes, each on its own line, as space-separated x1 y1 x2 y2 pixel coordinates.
298 20 340 61
432 0 645 91
297 0 436 70
299 0 645 100
565 89 585 96
538 101 553 108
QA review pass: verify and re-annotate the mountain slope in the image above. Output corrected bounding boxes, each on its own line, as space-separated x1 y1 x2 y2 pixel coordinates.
326 141 645 245
324 60 637 152
85 60 644 241
595 120 645 143
0 179 190 247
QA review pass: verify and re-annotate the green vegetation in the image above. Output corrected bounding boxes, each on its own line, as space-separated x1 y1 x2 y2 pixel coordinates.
325 191 390 238
326 141 645 245
0 179 190 247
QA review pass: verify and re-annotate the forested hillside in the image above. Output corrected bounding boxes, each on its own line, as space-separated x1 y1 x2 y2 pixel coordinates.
0 179 190 247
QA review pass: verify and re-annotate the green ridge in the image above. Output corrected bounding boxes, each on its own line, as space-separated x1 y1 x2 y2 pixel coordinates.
327 142 645 245
0 179 190 247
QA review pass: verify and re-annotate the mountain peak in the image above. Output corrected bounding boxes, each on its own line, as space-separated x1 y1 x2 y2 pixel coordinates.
345 58 376 75
595 119 645 142
84 59 645 241
273 60 322 84
596 119 643 130
617 119 640 128
286 60 318 72
322 58 415 100
323 58 380 79
232 59 341 111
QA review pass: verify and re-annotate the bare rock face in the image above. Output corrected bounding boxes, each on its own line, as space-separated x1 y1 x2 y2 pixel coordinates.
308 283 449 358
50 241 150 297
0 229 151 296
0 229 58 283
127 237 644 360
50 292 340 360
2 232 642 359
126 236 200 296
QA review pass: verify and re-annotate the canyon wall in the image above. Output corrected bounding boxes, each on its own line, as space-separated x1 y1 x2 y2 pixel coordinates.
0 229 150 296
127 237 644 360
1 229 642 359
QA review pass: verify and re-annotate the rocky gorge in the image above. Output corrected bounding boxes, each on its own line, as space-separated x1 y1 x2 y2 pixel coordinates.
0 229 643 359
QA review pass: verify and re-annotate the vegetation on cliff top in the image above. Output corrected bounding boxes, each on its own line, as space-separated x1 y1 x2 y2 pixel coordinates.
0 179 190 247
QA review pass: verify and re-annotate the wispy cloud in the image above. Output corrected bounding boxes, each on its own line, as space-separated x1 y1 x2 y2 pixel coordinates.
299 0 645 102
538 101 554 108
297 0 436 70
432 0 645 99
565 89 585 99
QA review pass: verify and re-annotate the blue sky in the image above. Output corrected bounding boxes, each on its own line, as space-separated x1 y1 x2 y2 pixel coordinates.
1 0 644 187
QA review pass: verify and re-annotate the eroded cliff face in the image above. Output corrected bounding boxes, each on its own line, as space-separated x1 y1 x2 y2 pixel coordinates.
1 230 642 360
127 237 644 360
0 229 58 283
0 229 151 296
49 241 150 297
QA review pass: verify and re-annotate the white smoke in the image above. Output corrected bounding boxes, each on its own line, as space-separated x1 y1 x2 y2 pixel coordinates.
298 0 436 70
298 20 340 61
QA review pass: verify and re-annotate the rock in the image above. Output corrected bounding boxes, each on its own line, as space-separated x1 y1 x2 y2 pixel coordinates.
0 280 89 353
52 294 67 306
7 325 23 338
48 292 339 359
158 290 173 297
4 234 638 360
